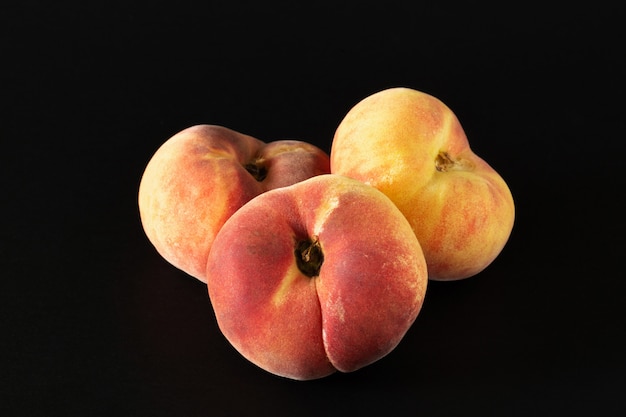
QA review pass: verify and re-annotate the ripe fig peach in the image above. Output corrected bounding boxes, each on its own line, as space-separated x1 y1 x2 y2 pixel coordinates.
206 174 428 380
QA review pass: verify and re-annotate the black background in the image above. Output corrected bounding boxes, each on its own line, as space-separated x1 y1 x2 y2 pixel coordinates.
2 1 625 416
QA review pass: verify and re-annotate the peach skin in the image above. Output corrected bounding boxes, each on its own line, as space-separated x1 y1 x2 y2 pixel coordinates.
138 125 330 282
206 174 428 380
331 87 515 280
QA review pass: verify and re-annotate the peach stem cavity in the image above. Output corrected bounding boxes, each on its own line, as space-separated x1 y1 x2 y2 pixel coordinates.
295 236 324 278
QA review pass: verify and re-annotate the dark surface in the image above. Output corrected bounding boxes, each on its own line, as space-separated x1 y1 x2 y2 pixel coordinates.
2 2 625 416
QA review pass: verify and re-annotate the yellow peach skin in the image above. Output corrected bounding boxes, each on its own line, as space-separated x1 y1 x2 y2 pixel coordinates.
331 87 515 280
206 174 428 380
138 125 330 282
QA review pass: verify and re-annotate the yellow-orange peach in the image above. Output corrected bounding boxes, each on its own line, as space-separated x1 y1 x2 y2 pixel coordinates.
331 87 515 280
206 174 428 380
138 125 330 282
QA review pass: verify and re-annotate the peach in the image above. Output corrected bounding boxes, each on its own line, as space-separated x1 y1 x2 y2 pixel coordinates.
138 125 330 282
206 174 428 380
331 87 515 280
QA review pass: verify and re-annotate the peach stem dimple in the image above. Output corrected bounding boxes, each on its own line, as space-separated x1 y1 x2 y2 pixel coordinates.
435 151 454 172
295 236 324 278
435 151 474 172
244 157 268 181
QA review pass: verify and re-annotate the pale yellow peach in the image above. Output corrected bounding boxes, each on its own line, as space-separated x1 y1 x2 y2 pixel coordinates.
331 87 515 280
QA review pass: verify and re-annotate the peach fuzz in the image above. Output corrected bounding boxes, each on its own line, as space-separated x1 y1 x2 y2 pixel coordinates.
331 87 515 280
206 174 428 380
138 124 330 282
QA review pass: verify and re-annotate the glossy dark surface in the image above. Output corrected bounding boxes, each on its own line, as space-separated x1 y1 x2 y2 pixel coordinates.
2 3 624 416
